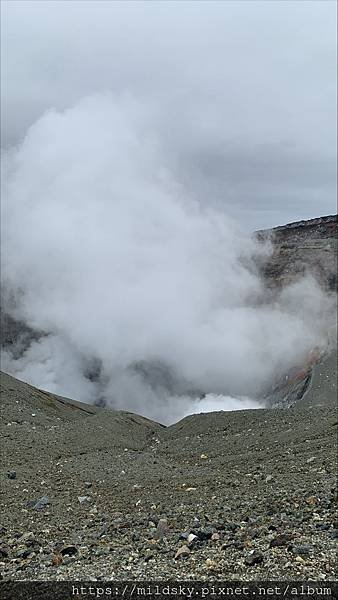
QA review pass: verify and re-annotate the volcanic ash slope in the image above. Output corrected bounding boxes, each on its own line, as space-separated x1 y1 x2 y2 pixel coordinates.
0 371 336 581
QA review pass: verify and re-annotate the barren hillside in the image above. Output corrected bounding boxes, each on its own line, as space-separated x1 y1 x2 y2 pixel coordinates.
0 371 336 581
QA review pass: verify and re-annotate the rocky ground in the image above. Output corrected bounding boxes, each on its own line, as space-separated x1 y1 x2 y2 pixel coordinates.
0 371 337 582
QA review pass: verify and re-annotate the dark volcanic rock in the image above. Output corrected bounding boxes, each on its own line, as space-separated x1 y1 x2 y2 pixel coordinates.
244 550 264 565
256 215 337 409
256 214 337 292
270 534 293 548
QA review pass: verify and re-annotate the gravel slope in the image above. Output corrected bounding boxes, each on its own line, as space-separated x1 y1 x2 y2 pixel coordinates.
0 372 336 582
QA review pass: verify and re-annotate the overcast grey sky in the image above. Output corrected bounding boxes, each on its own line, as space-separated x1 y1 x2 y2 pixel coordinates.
1 0 336 228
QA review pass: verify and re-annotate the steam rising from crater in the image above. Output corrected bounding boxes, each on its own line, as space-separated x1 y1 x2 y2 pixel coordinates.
1 96 335 422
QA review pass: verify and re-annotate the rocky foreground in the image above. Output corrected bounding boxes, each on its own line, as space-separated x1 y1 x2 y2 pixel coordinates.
0 372 337 581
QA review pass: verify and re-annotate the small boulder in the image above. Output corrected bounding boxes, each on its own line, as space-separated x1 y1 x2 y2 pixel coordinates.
174 545 190 560
244 550 264 565
187 533 198 546
52 552 62 567
196 528 214 541
0 546 9 558
33 496 49 511
78 496 91 504
291 544 312 556
60 545 78 556
270 534 292 548
154 518 170 540
205 558 217 568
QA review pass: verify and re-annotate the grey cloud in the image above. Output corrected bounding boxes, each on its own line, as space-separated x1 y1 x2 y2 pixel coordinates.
1 96 335 421
1 0 336 228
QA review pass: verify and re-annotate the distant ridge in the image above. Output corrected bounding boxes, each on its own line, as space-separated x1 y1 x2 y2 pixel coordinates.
256 213 337 235
271 214 337 232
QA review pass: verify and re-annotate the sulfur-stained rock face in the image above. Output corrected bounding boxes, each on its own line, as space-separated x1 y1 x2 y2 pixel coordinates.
263 349 337 409
254 215 337 409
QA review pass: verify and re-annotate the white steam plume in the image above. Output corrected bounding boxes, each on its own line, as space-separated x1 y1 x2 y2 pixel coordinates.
1 95 334 423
